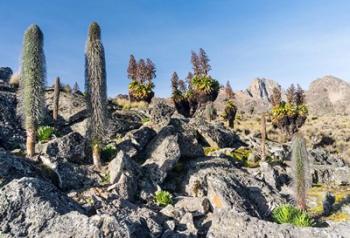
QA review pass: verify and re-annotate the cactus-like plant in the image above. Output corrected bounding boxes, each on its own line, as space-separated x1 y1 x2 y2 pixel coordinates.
291 133 311 210
85 22 108 169
206 101 216 121
53 77 60 121
20 24 46 157
261 113 267 160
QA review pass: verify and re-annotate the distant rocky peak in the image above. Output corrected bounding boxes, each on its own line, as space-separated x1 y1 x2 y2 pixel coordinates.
247 77 281 101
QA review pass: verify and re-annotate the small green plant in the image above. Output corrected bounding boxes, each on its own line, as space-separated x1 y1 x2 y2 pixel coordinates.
37 126 55 142
101 144 118 161
128 80 155 102
154 190 173 206
100 172 111 185
141 116 150 124
226 148 258 168
272 204 313 227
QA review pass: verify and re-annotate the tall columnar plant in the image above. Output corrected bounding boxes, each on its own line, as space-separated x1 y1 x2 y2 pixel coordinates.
260 113 267 160
20 24 46 157
53 77 60 122
85 22 108 169
291 133 310 210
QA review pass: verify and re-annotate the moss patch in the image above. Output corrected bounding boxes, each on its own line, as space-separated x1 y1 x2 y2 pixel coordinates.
204 147 219 156
307 184 350 222
226 148 259 168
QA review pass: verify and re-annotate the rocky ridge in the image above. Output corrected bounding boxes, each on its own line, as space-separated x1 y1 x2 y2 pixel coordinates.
1 70 350 237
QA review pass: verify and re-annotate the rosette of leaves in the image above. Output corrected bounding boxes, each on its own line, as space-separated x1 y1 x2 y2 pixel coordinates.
271 102 308 136
191 75 220 104
128 80 155 103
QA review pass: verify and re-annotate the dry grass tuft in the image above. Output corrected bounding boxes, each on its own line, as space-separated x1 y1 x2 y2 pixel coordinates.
112 97 149 110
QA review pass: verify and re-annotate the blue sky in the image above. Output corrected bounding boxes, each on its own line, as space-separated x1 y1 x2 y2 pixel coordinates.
1 1 350 97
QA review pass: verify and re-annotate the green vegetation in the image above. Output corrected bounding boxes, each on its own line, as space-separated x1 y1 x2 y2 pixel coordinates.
101 144 118 161
85 22 108 169
308 184 350 222
191 75 219 95
227 148 259 168
171 49 219 117
20 24 46 157
272 204 314 227
204 147 219 156
100 172 111 185
222 100 237 128
270 85 308 137
128 80 155 102
127 55 156 103
37 126 55 142
154 190 173 206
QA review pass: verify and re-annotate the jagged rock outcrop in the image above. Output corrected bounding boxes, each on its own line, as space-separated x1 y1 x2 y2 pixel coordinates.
0 177 131 238
207 210 350 238
306 75 350 115
0 90 25 150
214 78 281 114
36 132 87 164
142 125 181 185
0 67 13 82
174 156 286 219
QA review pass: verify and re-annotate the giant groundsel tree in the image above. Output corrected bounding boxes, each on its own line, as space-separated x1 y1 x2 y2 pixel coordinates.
20 24 46 157
85 22 108 169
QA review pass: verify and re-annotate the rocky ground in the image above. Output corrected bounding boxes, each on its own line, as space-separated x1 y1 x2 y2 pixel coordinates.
1 71 350 237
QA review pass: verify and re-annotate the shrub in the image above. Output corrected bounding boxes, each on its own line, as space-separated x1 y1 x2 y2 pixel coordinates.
112 97 149 110
191 75 220 104
37 126 55 142
128 80 155 103
127 55 156 103
154 190 173 206
272 204 313 227
270 85 308 137
101 144 118 161
227 148 258 168
222 100 237 128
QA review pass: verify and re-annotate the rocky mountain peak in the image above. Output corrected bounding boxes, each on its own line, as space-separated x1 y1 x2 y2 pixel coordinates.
246 77 280 101
306 75 350 115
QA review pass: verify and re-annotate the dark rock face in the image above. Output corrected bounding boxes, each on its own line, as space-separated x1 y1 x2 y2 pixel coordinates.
0 149 41 186
0 91 25 150
37 132 87 164
169 117 204 158
39 155 98 191
0 67 13 81
150 100 175 128
177 156 286 219
142 125 181 185
193 118 243 148
0 177 130 238
207 210 350 238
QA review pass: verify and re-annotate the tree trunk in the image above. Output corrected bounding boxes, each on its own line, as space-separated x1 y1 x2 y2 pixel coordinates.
26 128 36 157
92 143 102 169
261 113 266 160
228 118 234 128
